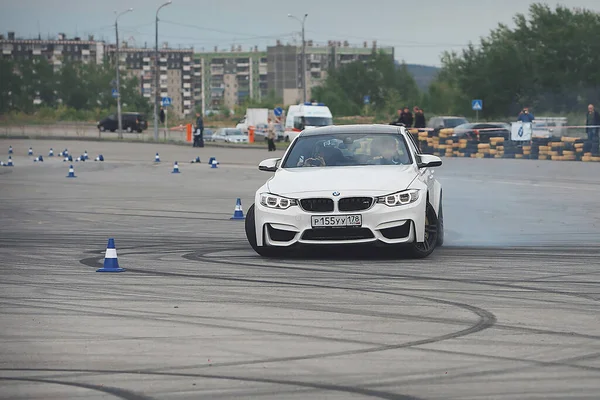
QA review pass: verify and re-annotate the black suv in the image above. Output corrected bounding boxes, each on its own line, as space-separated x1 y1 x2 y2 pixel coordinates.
97 112 148 133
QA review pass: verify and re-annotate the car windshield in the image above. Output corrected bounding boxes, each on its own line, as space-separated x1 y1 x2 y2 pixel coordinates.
444 118 468 128
225 129 244 135
282 132 413 168
304 116 333 126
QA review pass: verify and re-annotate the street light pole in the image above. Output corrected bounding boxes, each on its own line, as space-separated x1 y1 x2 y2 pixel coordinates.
115 8 133 140
288 13 308 103
154 1 172 142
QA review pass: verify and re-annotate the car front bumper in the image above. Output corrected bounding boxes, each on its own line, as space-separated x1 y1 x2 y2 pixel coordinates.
253 192 426 247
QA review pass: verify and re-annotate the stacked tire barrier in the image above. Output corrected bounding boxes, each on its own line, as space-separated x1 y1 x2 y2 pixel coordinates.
410 128 600 162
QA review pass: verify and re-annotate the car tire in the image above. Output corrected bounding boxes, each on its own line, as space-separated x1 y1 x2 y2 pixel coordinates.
436 192 444 247
245 204 283 258
99 126 106 132
285 136 290 142
126 126 133 133
137 129 143 133
407 201 439 259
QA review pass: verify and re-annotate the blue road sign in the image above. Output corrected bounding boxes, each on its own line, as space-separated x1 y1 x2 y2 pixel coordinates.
112 89 119 98
363 95 370 105
274 107 283 117
161 97 172 107
472 99 483 111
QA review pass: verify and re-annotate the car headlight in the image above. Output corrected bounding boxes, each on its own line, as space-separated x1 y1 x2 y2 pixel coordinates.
260 193 298 209
376 189 420 207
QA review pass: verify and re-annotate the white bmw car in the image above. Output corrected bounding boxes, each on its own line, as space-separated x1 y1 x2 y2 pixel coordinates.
245 124 444 258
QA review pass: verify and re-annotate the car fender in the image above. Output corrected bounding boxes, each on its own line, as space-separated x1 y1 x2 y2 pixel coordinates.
428 178 442 217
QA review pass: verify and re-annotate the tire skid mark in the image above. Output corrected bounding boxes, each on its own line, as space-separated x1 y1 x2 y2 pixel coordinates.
0 377 155 400
0 370 422 400
77 253 497 371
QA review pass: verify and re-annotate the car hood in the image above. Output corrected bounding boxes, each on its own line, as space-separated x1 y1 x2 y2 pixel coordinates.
266 165 418 197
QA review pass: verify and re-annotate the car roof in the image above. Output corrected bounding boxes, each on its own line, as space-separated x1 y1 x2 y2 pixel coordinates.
299 124 404 137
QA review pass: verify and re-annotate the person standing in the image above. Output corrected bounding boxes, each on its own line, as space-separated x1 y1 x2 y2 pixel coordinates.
267 118 276 152
517 107 535 123
586 104 600 156
413 106 426 129
194 113 204 147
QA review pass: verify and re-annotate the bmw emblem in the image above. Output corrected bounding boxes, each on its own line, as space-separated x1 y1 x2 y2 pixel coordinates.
332 191 340 196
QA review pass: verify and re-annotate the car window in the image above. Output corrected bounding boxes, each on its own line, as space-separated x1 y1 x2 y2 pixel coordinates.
444 118 468 128
282 132 413 168
225 129 243 135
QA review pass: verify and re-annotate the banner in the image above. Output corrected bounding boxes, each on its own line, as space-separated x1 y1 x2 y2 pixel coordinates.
511 122 532 141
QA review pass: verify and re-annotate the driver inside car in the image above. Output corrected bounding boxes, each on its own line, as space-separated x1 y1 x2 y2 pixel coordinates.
369 136 410 165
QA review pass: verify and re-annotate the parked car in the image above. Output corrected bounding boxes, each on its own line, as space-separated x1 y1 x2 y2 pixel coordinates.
97 112 148 133
210 128 248 143
452 122 511 142
427 116 469 133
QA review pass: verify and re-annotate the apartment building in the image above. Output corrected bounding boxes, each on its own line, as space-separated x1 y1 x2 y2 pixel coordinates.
0 32 104 69
194 46 267 113
267 40 394 105
105 45 195 118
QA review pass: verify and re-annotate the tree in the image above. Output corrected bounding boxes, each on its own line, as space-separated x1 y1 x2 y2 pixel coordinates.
311 50 421 117
434 3 600 118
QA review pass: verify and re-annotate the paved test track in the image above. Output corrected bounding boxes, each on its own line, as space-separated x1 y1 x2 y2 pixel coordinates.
0 139 599 399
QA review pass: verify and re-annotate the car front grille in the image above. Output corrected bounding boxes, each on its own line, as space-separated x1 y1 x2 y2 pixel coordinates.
300 198 334 212
338 197 373 212
302 228 374 241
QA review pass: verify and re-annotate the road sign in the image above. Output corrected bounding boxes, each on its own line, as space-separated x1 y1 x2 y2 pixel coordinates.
472 99 483 111
274 107 283 117
363 95 370 105
161 97 172 107
112 89 119 98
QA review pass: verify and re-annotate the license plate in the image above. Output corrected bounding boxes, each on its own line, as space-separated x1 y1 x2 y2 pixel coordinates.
311 215 362 228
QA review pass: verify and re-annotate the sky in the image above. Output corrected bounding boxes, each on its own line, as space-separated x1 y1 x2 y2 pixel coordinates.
1 0 600 67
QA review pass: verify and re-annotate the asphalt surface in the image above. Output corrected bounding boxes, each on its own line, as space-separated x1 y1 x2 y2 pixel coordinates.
1 139 599 399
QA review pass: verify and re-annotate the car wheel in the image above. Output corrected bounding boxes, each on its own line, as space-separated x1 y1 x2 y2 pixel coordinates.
137 129 143 133
110 129 116 132
408 201 439 258
436 192 444 247
126 126 133 133
99 126 106 132
245 204 283 258
285 136 290 142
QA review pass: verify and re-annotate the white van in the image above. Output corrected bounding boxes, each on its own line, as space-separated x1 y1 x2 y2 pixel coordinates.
284 102 333 142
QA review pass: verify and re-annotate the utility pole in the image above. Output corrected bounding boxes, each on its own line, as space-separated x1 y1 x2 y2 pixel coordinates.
154 1 172 142
288 13 308 103
115 8 133 140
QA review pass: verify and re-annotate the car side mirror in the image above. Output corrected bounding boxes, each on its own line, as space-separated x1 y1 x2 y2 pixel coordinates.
418 154 442 169
258 157 281 172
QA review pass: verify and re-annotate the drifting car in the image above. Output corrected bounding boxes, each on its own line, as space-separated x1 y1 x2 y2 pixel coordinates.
245 124 444 258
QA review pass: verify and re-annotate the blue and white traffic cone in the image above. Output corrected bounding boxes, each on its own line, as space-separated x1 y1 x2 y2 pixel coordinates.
6 156 13 167
210 159 218 168
172 161 180 173
94 154 104 162
66 164 76 178
34 155 44 162
83 151 89 160
190 156 201 164
49 148 54 157
96 238 125 273
28 147 33 156
8 146 13 154
230 198 245 220
154 153 160 163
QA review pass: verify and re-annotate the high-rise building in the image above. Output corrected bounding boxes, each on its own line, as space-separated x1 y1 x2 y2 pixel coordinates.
105 45 195 118
194 47 267 113
267 40 394 105
0 32 104 70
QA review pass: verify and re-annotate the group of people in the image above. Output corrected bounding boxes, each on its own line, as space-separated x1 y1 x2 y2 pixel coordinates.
391 106 427 129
